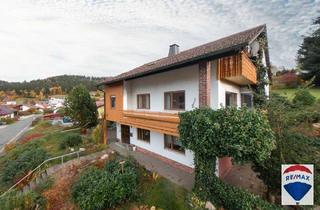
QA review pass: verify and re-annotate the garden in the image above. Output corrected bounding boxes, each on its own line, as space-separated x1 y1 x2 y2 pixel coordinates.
0 147 191 210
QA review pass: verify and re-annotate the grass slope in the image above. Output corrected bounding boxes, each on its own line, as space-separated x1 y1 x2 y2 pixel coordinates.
271 88 320 100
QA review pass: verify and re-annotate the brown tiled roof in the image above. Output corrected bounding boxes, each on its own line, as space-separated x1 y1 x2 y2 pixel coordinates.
103 24 266 85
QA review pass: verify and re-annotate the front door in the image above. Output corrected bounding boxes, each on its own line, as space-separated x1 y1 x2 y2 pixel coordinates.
121 125 130 144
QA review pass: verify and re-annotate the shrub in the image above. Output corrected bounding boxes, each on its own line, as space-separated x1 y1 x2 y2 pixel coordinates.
72 159 138 210
209 176 282 210
0 190 45 210
0 118 15 125
31 117 41 126
43 109 54 114
91 124 102 144
179 107 277 208
1 146 49 185
252 132 320 204
292 89 316 106
59 133 82 149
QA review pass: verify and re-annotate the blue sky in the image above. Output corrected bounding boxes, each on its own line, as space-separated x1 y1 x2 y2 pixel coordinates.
0 0 319 82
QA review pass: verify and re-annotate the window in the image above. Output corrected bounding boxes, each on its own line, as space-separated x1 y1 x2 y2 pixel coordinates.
164 134 185 154
225 92 237 107
164 91 185 110
110 96 116 109
137 94 150 109
241 93 253 108
137 128 150 143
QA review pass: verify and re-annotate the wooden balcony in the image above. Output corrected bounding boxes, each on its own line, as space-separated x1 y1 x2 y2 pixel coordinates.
217 52 257 85
119 110 180 136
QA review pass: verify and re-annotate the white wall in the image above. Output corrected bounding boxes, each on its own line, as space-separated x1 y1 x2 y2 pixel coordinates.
218 81 241 108
130 126 194 168
210 60 241 109
125 64 199 112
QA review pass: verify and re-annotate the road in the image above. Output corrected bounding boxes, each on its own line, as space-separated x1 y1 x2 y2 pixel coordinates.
0 116 36 149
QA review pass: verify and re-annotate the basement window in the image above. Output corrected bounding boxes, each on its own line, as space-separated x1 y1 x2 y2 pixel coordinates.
137 128 150 143
110 96 116 109
241 93 253 108
164 91 185 110
164 134 185 154
225 92 237 107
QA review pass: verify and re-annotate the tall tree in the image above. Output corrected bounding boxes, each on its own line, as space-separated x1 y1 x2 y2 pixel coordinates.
65 85 98 128
298 16 320 86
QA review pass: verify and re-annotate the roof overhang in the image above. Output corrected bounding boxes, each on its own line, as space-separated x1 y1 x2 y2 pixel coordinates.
98 42 247 86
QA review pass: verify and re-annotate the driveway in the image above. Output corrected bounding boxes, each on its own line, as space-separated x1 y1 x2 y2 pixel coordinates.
0 115 36 149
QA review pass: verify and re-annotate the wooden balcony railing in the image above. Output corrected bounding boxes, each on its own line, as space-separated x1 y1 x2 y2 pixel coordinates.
119 110 180 136
217 52 257 85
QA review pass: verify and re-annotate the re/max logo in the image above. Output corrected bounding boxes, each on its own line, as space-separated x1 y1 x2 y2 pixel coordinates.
286 174 310 181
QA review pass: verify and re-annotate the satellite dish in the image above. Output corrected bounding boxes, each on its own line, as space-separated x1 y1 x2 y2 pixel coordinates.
250 41 260 57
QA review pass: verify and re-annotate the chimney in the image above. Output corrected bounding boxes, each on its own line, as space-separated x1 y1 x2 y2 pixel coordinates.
168 44 179 57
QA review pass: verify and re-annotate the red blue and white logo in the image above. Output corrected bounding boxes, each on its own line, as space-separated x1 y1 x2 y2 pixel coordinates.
282 164 313 205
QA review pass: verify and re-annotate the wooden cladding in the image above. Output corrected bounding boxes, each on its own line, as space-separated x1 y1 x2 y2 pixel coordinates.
120 110 180 136
217 52 257 85
105 82 124 122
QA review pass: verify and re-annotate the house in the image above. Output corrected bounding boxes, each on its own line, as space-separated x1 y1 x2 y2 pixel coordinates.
100 25 271 177
48 97 65 110
0 105 15 119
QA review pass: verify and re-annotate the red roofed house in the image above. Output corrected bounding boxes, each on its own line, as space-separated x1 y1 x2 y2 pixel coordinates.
0 105 15 119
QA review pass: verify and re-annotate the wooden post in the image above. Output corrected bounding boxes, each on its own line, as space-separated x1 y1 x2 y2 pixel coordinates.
103 120 108 145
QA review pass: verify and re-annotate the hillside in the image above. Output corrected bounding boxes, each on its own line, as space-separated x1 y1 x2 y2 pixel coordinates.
0 75 107 95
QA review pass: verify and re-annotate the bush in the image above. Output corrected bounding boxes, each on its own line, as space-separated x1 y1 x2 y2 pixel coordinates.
72 159 138 210
31 117 41 126
43 109 54 114
1 145 49 185
253 132 320 204
91 124 102 144
293 89 316 106
209 176 282 210
59 133 82 149
0 190 45 210
0 118 15 125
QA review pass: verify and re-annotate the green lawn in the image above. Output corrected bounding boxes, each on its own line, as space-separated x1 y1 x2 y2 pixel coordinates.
271 88 320 100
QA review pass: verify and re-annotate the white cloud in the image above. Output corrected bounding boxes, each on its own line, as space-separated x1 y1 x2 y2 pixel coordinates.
0 0 318 81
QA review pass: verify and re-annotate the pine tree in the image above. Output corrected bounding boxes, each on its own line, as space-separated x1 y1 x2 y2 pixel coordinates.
298 16 320 86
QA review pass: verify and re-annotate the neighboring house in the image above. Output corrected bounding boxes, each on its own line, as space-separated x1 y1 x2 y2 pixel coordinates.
5 101 17 105
100 25 271 178
48 97 65 110
0 105 15 119
21 105 31 111
96 99 105 119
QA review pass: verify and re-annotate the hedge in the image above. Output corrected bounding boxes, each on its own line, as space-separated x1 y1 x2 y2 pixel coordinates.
209 176 282 210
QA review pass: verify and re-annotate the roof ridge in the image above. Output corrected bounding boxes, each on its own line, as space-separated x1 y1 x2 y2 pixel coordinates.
102 24 267 84
137 24 266 67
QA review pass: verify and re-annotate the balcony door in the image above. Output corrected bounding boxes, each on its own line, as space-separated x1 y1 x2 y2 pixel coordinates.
121 125 130 144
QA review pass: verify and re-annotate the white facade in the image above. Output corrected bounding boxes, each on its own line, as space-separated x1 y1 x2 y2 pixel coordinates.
211 60 242 109
130 127 194 167
125 64 199 112
116 60 254 168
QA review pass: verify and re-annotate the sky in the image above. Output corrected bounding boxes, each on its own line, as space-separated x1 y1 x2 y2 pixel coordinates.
0 0 319 82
